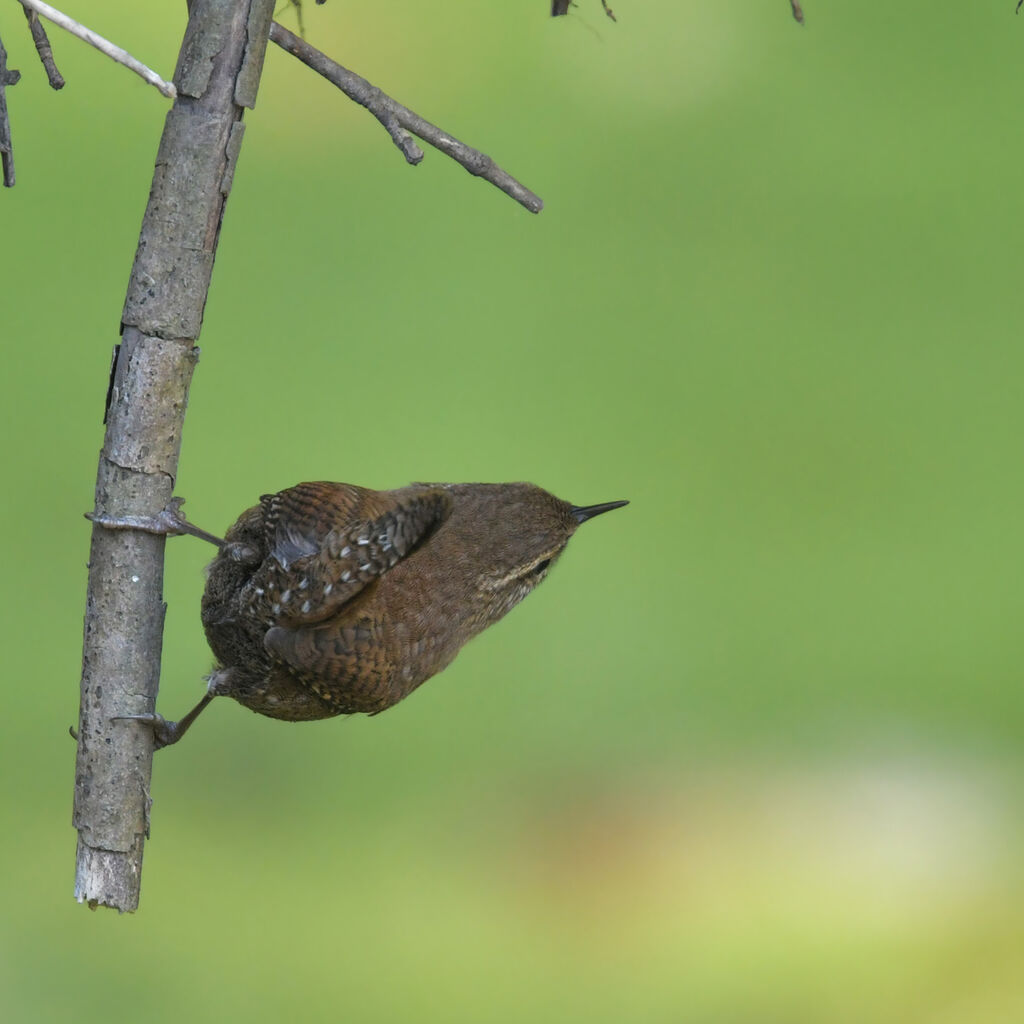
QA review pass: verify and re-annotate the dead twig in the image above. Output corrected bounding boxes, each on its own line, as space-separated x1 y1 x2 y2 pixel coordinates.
21 1 65 88
0 30 20 187
551 1 616 20
268 21 543 213
19 0 175 98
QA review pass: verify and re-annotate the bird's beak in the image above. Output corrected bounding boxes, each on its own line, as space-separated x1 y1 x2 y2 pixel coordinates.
570 500 629 524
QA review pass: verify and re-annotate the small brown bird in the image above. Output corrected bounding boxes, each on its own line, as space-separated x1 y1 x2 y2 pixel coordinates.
104 481 627 747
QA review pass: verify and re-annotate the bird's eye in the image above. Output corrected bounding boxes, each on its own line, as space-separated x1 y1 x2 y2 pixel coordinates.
532 558 551 575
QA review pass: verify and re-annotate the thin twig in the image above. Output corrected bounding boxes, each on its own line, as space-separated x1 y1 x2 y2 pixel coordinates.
268 21 543 214
21 2 65 88
790 0 805 24
21 3 65 88
551 1 616 19
19 0 175 98
0 31 20 187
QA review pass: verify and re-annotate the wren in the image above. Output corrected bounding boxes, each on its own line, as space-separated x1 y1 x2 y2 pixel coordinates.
98 481 628 747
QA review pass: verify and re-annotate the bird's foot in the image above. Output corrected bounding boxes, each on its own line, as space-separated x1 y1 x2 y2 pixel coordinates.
112 692 216 750
112 712 188 750
88 496 193 536
87 497 237 552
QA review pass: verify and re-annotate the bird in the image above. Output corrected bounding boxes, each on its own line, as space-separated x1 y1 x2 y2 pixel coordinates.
97 480 628 747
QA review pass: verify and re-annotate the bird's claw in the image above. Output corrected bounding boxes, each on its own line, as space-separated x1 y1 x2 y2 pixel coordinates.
112 712 183 750
87 498 228 549
87 498 191 537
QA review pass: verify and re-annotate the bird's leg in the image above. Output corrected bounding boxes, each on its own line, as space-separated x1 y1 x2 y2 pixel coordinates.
87 496 227 547
112 669 235 749
113 692 215 750
88 497 257 561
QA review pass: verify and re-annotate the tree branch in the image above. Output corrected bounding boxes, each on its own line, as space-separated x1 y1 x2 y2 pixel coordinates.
20 1 65 89
268 21 544 214
73 0 275 913
0 29 19 187
19 0 176 98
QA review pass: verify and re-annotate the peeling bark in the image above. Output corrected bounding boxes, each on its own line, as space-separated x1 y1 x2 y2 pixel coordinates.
73 0 275 912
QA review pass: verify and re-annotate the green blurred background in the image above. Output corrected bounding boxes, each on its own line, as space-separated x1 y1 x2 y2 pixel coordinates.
2 1 1023 1020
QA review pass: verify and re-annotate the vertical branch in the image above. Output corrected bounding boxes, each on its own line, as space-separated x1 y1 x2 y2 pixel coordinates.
72 0 275 912
0 31 21 187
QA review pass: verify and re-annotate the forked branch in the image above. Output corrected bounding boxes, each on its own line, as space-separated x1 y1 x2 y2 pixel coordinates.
269 21 543 213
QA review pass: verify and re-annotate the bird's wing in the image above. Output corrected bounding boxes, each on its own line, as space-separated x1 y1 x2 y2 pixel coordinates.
263 618 391 714
242 482 451 627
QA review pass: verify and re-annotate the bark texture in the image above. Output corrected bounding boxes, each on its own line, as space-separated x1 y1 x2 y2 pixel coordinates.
73 0 275 912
